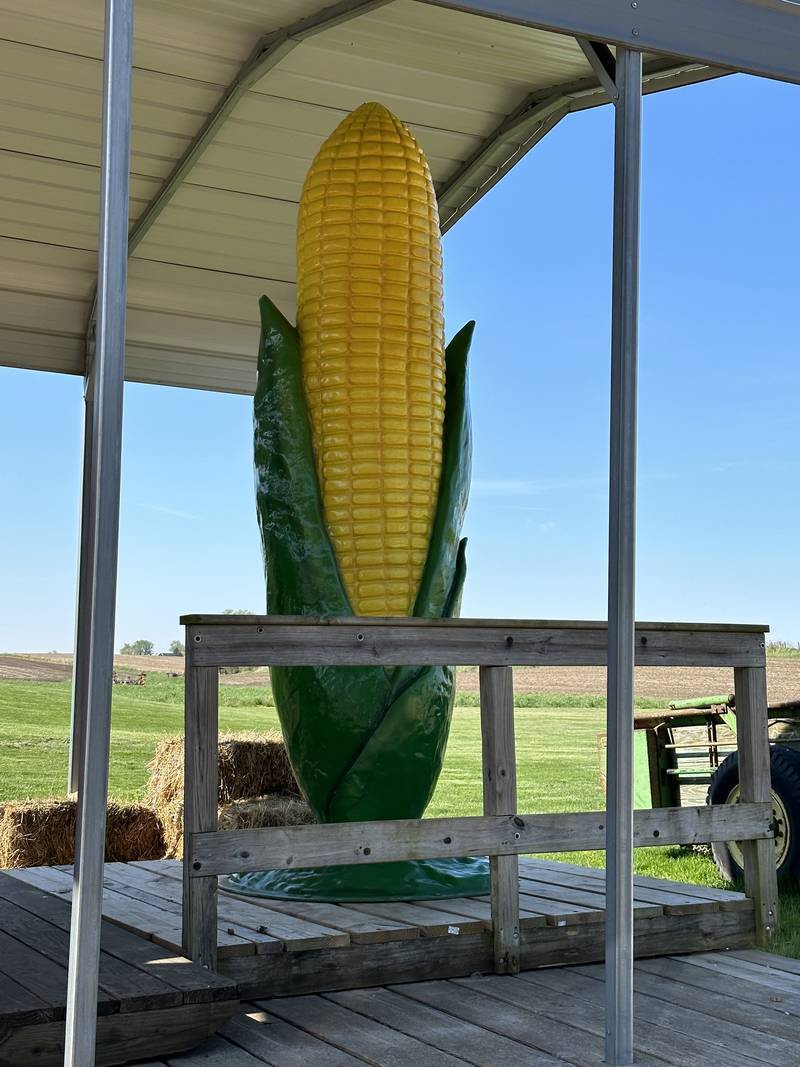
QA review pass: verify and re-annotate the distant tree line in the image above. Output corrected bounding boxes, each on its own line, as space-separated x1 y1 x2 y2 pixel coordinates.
119 612 254 658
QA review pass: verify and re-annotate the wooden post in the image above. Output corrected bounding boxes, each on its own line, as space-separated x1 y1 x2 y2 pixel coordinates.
182 649 219 970
734 664 779 946
479 665 520 973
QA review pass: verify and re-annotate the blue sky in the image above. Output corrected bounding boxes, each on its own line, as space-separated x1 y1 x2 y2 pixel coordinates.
1 72 798 653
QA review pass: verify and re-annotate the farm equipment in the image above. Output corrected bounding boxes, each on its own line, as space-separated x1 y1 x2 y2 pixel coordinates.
603 695 800 881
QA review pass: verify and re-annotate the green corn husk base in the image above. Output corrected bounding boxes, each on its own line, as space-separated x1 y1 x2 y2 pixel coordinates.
226 857 490 902
241 297 487 902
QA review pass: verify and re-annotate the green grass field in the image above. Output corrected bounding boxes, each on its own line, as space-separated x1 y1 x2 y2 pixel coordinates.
1 674 797 956
766 641 800 658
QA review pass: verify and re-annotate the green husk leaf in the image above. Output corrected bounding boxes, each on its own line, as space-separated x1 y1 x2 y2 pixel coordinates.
413 320 474 618
254 298 474 822
254 296 350 618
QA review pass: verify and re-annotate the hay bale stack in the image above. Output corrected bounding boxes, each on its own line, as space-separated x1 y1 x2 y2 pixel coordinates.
157 794 313 859
218 794 313 832
145 731 298 808
0 799 165 869
146 731 304 859
157 798 184 859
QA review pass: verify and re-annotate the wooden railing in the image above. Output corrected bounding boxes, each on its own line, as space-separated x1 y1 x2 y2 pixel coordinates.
180 615 778 972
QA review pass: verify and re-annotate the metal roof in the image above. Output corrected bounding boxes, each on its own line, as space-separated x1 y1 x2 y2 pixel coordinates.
0 0 723 394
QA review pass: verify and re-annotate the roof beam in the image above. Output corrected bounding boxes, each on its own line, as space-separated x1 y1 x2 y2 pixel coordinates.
437 91 569 232
437 55 724 232
84 0 391 365
423 0 800 86
126 0 392 260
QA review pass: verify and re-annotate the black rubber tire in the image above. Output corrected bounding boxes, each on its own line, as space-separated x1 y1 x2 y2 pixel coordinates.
707 744 800 882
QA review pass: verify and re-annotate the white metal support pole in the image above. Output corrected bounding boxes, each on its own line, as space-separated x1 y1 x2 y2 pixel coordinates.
64 0 133 1063
605 45 642 1067
68 371 96 796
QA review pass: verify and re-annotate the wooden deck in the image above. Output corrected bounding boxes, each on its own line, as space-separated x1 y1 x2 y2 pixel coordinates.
0 871 239 1067
9 857 756 999
126 949 800 1066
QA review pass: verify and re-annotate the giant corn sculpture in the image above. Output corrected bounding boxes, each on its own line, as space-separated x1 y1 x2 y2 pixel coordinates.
234 102 485 900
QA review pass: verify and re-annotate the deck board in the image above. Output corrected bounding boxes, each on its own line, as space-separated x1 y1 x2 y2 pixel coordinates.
0 872 239 1067
114 949 800 1066
266 993 473 1066
6 858 755 1000
4 856 785 1066
521 964 800 1064
327 986 563 1066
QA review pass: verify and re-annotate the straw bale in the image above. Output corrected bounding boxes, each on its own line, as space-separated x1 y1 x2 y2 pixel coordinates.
145 731 297 807
217 794 313 832
155 792 313 860
0 799 165 868
157 798 184 859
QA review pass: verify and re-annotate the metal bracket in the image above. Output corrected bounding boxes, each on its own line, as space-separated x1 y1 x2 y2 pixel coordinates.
577 38 619 101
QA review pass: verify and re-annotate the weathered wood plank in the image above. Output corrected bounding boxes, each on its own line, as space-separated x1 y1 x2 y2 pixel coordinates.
455 972 772 1067
516 890 606 926
413 894 548 928
636 955 800 1018
266 993 472 1066
729 947 800 976
669 951 800 995
516 875 663 919
523 964 800 1064
735 664 780 946
183 661 219 969
182 614 769 633
105 862 283 956
0 872 239 1066
0 884 179 1013
129 855 353 952
345 900 485 938
596 960 800 1045
518 863 713 916
392 978 660 1067
229 894 420 944
327 986 563 1066
0 928 71 1017
222 1013 376 1067
220 908 754 1000
1 871 234 1005
185 618 766 668
480 664 520 974
189 803 773 875
520 857 750 909
4 1001 239 1067
102 865 279 955
157 855 422 942
0 962 53 1028
164 1033 266 1066
14 864 257 958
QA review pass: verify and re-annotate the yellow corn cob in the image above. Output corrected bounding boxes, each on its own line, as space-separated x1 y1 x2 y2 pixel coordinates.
296 102 445 617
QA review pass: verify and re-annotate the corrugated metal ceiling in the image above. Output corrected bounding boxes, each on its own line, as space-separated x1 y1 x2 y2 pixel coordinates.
0 0 721 394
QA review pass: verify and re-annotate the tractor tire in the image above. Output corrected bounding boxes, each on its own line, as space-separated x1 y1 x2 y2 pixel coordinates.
707 745 800 882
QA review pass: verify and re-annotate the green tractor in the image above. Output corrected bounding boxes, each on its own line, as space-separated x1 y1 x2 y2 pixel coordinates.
601 695 800 881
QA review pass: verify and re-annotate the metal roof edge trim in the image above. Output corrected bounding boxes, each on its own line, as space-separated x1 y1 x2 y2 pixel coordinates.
421 0 800 86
